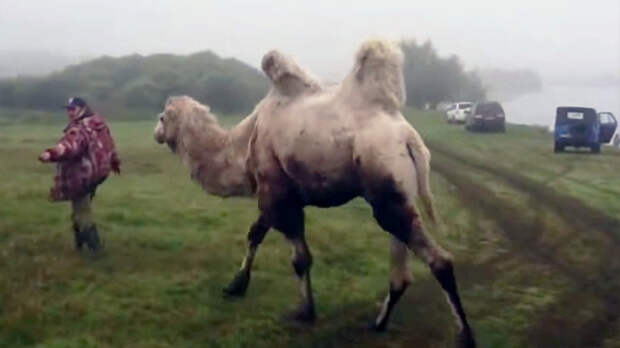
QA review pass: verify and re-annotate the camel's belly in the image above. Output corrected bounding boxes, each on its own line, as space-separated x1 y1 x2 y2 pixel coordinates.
266 99 389 206
281 151 361 207
295 178 361 207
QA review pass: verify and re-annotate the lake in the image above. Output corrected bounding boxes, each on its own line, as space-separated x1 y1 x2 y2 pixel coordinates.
502 83 620 128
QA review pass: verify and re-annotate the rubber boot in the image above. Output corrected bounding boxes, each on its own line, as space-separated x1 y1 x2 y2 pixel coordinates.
85 225 102 252
73 222 85 250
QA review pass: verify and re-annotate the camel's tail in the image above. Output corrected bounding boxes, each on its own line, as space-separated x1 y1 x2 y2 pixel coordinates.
406 128 437 224
352 40 406 114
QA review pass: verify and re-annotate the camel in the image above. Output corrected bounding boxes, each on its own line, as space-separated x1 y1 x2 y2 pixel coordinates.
154 40 475 347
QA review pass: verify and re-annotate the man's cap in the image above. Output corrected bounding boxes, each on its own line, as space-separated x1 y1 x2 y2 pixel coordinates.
63 97 88 109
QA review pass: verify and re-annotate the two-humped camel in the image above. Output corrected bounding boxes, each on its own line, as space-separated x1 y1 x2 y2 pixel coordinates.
154 40 475 347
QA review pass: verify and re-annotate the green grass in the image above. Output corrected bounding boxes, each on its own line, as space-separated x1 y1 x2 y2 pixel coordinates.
1 109 619 347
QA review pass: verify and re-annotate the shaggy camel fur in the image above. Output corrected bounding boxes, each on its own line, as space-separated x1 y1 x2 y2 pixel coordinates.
154 40 475 347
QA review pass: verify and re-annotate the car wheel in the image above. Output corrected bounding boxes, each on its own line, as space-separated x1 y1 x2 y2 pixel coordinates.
591 143 601 153
554 142 563 153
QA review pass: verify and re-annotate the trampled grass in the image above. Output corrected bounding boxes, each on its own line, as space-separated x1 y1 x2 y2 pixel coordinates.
1 109 619 347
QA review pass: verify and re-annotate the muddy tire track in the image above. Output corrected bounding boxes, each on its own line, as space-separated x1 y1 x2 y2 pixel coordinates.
429 146 620 347
428 141 620 245
281 254 517 348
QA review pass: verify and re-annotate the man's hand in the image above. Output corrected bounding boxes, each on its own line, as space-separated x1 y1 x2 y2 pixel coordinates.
38 151 51 162
111 157 121 175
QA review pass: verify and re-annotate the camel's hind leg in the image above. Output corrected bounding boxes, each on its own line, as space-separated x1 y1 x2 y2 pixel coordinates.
408 220 475 348
369 188 475 347
373 236 413 331
223 214 271 297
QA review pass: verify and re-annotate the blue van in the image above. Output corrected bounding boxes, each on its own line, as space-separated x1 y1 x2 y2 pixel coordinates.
554 107 617 153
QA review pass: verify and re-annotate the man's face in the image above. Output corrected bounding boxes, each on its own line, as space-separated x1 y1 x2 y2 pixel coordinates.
66 106 81 119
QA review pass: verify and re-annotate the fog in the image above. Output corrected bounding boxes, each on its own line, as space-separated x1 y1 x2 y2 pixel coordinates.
1 0 618 81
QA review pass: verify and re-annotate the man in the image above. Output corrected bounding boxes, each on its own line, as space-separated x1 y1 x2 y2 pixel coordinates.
39 97 120 251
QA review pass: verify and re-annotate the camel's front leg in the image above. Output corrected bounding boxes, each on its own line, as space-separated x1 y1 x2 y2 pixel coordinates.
271 205 316 322
223 214 270 297
286 233 315 322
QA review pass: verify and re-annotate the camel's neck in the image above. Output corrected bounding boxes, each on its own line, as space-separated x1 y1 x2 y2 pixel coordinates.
177 114 256 197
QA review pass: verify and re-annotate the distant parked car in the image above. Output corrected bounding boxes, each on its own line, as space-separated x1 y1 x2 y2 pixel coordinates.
465 101 506 132
446 102 472 124
444 103 456 121
437 101 453 112
554 107 617 153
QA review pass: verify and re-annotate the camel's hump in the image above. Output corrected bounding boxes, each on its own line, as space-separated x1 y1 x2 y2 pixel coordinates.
351 39 406 113
261 50 322 97
355 40 403 69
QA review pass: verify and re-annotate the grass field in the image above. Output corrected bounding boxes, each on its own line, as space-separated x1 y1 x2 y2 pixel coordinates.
1 109 619 348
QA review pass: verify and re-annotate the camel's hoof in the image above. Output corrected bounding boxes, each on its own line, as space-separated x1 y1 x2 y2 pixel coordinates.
456 327 476 348
284 303 316 323
369 319 388 332
222 271 250 298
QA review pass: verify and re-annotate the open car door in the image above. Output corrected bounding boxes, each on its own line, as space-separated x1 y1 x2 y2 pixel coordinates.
598 112 617 143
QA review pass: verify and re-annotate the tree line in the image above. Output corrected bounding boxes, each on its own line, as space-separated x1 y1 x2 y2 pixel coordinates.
400 40 486 108
0 51 269 116
0 40 486 116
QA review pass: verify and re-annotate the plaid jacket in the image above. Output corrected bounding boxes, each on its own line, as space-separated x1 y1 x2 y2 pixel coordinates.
43 113 120 201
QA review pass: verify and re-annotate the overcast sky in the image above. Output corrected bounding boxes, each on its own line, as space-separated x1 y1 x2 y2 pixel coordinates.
1 0 618 80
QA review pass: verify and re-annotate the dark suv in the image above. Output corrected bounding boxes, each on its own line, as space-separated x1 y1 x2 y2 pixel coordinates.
465 101 506 132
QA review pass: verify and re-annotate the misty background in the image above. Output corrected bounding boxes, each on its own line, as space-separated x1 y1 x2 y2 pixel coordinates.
1 0 618 126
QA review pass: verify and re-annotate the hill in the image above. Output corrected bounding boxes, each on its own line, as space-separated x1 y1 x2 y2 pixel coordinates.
0 51 270 117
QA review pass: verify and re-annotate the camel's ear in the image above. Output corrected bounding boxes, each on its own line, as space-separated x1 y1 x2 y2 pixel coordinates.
261 50 322 97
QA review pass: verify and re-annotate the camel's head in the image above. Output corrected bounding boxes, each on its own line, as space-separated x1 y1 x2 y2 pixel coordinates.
154 96 217 153
154 97 182 151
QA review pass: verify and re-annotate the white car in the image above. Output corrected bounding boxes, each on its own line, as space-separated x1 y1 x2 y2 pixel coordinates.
446 102 473 124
